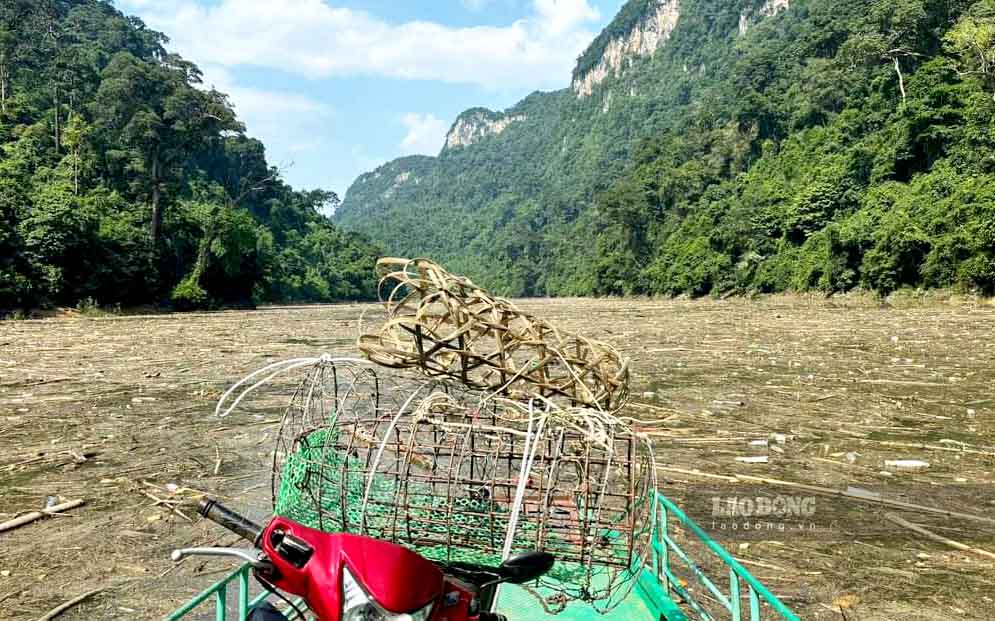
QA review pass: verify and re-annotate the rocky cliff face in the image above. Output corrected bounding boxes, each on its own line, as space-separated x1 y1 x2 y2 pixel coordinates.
444 109 527 150
739 0 790 35
572 0 681 98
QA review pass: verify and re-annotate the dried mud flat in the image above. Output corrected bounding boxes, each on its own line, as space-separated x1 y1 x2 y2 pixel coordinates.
1 296 994 620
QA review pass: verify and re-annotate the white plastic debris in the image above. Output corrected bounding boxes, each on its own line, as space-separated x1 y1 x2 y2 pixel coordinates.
884 459 930 472
845 452 859 464
735 456 769 464
749 439 769 447
845 486 881 500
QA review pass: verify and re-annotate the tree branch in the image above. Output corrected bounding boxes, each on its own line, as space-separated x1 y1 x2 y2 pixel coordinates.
893 56 907 103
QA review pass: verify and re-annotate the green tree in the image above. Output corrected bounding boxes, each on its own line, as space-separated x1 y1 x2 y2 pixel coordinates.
945 0 995 100
92 52 240 247
0 0 381 311
840 0 930 104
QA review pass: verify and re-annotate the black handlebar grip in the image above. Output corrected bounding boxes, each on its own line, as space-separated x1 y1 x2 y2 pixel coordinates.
198 498 264 544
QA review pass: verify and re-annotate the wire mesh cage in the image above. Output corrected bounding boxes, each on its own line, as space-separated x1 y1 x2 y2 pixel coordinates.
271 359 657 613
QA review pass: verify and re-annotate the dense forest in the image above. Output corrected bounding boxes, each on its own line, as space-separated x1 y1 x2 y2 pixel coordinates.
337 0 995 298
0 0 381 312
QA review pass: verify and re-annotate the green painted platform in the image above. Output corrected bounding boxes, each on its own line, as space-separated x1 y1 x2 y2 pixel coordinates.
496 568 688 621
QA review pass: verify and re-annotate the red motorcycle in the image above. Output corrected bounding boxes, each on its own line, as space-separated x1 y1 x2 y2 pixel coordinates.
172 498 555 621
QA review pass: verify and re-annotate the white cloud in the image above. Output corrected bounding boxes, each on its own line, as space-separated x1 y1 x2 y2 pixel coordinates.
198 64 331 121
533 0 601 36
399 113 449 156
117 0 601 90
193 63 333 174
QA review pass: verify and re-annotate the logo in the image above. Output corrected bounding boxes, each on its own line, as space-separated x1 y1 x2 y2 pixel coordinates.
706 495 830 537
711 495 816 518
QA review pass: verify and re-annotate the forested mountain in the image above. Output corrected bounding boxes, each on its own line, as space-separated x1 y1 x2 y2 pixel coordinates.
336 0 995 297
0 0 381 312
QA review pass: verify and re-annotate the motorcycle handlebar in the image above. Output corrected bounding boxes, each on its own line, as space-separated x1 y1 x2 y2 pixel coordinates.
198 498 264 545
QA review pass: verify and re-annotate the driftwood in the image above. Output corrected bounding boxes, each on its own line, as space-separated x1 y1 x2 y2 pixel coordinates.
35 588 103 621
0 499 84 534
884 513 995 561
656 466 740 482
874 440 995 457
0 590 21 606
358 258 630 411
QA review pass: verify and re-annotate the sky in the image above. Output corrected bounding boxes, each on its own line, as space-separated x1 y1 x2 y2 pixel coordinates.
114 0 626 198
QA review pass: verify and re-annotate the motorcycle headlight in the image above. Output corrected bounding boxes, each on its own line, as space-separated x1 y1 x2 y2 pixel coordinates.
342 566 434 621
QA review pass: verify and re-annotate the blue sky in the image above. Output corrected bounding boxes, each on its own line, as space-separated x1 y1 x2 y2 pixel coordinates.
115 0 625 198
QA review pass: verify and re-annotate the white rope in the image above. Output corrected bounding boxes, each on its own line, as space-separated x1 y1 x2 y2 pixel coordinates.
358 382 430 531
501 399 548 560
214 356 370 418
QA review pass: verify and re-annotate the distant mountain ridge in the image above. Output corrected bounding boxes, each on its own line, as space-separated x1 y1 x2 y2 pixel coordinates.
337 0 995 298
336 0 766 294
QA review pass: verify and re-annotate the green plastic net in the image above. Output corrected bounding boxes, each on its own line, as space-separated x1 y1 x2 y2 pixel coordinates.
269 361 656 613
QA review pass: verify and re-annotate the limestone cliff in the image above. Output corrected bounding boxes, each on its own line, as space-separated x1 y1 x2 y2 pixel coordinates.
571 0 681 98
444 108 527 150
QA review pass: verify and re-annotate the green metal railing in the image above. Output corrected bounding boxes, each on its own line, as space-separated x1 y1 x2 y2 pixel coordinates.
168 490 798 621
165 564 308 621
650 492 799 621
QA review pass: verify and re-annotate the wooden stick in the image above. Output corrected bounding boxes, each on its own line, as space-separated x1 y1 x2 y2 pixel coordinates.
656 466 739 482
213 444 222 476
139 491 194 523
735 474 995 526
0 499 84 534
35 588 103 621
733 556 790 572
872 439 995 457
808 393 841 402
209 418 281 433
0 590 21 606
884 513 995 561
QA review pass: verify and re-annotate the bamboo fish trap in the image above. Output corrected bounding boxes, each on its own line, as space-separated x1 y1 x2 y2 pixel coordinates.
358 258 630 412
